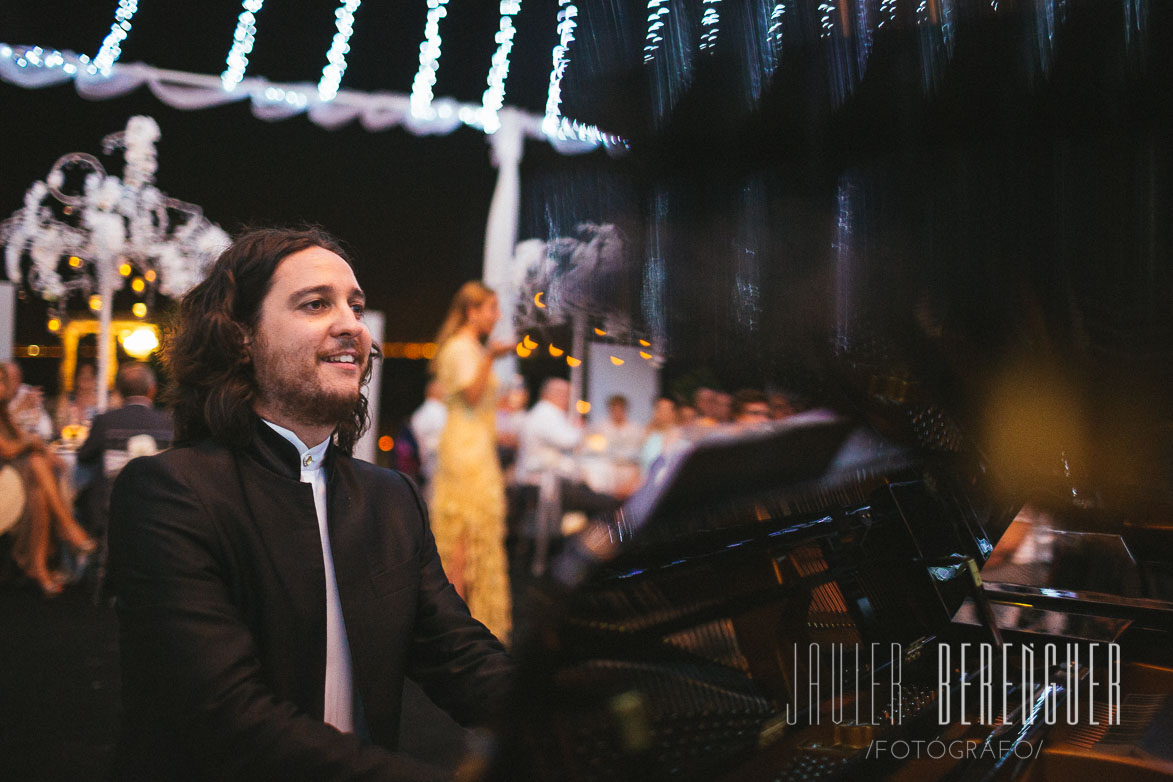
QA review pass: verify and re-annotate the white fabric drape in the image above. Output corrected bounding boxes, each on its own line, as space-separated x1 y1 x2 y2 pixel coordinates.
484 109 526 378
0 46 618 152
3 45 622 371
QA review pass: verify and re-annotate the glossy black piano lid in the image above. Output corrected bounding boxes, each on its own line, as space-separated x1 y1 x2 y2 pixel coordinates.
517 0 1171 512
495 1 1172 780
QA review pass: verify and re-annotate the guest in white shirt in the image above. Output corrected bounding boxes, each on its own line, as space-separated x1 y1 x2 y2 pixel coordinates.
515 378 617 575
639 396 682 477
585 394 644 498
409 378 446 483
515 378 582 486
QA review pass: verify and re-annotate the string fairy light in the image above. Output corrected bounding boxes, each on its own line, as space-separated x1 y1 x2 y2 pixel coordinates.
699 0 722 51
542 0 578 137
542 117 626 148
93 0 141 75
2 45 82 75
0 40 626 150
769 2 787 43
262 86 308 108
819 1 837 37
643 0 671 63
318 0 363 101
479 0 522 134
410 0 451 119
222 0 266 91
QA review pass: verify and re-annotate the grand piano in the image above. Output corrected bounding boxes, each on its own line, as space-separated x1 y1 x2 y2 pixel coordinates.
478 0 1171 778
486 406 1173 781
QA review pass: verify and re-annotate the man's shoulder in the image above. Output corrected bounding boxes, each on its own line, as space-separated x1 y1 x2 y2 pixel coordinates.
110 440 238 527
119 438 230 480
101 402 173 426
342 454 417 492
337 454 428 519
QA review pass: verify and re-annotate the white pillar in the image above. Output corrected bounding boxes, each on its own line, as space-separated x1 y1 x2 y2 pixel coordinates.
483 107 525 380
0 282 14 362
569 315 586 410
354 309 385 464
96 267 115 412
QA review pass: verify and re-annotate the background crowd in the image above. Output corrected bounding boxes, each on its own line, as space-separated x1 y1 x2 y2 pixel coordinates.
1 360 171 599
1 286 803 645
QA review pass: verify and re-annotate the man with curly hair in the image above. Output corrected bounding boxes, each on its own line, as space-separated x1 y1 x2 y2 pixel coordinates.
108 227 512 781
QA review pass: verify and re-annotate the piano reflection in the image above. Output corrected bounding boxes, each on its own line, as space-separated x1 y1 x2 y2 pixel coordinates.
488 411 1173 781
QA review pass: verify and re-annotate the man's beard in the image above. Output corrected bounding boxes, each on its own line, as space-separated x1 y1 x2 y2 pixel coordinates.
252 339 365 434
262 378 361 432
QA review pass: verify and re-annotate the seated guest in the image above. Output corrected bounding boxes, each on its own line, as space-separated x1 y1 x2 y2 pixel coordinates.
495 381 529 478
692 386 720 429
0 363 95 597
74 362 173 535
515 379 618 574
107 227 512 781
4 362 53 440
594 395 643 464
639 397 681 477
409 378 446 487
56 362 100 430
732 389 772 427
713 390 734 424
768 389 801 420
585 394 643 498
515 378 583 488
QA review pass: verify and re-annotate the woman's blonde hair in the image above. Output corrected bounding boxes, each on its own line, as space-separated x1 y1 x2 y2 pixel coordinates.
435 281 496 347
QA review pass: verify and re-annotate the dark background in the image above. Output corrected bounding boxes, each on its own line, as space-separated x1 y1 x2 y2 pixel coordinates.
2 0 1170 478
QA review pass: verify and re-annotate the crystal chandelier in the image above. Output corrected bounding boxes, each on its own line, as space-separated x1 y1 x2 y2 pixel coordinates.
0 115 229 410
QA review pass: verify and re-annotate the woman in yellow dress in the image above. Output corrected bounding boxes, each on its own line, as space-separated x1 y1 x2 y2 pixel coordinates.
429 281 513 642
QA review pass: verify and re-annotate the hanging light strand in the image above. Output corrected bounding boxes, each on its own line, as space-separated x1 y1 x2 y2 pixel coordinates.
699 0 721 51
2 45 83 75
222 0 266 91
643 0 671 63
542 0 578 137
769 2 787 44
93 0 141 75
318 0 363 101
410 0 451 119
479 0 522 134
820 1 838 37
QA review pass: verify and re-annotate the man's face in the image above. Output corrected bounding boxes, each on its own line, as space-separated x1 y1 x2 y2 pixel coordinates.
652 398 676 427
608 401 627 425
249 246 372 433
695 388 715 417
737 402 771 424
75 364 95 392
548 381 571 411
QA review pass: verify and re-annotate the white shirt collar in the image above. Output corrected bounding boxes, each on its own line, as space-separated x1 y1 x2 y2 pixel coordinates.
262 419 331 471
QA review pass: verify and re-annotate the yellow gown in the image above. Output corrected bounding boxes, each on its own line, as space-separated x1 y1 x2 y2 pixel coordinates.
429 332 512 643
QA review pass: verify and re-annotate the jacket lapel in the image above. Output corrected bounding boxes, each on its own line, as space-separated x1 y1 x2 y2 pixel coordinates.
325 454 411 744
236 421 328 718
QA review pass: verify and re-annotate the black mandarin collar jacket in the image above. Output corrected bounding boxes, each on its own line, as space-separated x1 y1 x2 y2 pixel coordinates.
108 416 513 781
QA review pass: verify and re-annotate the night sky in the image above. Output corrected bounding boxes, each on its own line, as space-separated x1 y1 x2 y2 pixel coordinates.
2 1 1170 470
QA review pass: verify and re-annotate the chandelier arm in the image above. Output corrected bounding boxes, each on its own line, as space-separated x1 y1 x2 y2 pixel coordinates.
46 153 106 205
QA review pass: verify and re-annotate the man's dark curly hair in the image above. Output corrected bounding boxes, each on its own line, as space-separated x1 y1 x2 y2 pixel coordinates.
165 226 376 454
